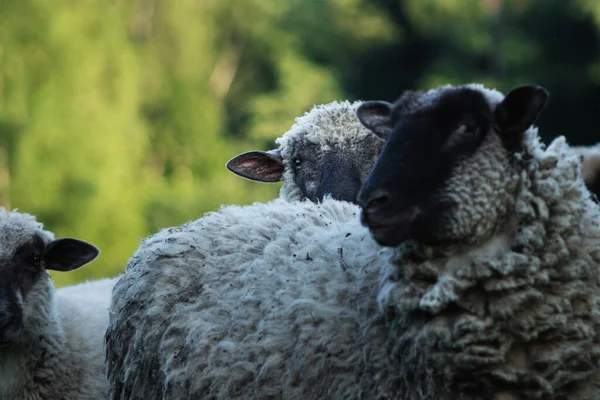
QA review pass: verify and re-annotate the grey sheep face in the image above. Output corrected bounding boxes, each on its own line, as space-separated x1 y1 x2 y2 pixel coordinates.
0 219 99 345
357 84 549 247
226 135 383 203
226 100 385 203
280 135 383 202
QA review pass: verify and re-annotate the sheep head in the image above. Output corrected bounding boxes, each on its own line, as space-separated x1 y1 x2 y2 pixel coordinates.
226 100 384 203
0 209 99 345
357 84 549 247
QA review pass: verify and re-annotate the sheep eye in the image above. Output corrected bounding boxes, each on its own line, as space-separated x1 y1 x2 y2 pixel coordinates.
293 157 302 167
32 255 41 264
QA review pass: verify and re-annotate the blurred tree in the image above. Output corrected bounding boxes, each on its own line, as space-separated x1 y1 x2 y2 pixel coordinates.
1 0 152 285
352 0 600 145
0 0 599 286
0 0 394 286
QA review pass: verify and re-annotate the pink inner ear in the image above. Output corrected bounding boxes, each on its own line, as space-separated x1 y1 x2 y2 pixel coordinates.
228 154 283 182
235 159 261 169
254 164 284 181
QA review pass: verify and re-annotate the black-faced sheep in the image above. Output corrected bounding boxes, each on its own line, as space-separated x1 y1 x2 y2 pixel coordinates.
357 83 600 398
105 83 600 399
0 208 111 400
226 100 385 203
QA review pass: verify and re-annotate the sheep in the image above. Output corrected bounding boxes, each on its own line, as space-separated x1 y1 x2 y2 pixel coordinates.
105 197 377 400
569 143 600 200
225 100 386 203
105 82 600 400
356 83 600 398
0 208 111 400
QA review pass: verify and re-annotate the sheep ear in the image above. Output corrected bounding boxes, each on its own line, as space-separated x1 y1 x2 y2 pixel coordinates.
356 101 394 140
44 238 100 272
226 150 284 183
494 85 549 136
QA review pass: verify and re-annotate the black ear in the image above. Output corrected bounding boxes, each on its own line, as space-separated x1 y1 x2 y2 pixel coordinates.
44 238 100 272
226 150 284 183
494 85 549 135
356 101 394 139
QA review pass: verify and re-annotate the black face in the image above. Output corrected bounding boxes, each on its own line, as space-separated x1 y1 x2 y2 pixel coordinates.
0 234 99 345
357 84 549 247
0 235 46 345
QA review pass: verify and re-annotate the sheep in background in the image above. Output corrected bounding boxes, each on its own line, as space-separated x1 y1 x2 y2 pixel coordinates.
0 208 110 400
226 100 386 203
570 143 600 200
105 83 600 400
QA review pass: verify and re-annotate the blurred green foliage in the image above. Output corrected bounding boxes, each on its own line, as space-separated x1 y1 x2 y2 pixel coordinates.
0 0 598 286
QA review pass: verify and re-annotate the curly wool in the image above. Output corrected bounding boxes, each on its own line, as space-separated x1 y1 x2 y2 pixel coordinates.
0 208 54 249
0 209 111 400
106 87 600 400
378 130 600 399
275 100 374 201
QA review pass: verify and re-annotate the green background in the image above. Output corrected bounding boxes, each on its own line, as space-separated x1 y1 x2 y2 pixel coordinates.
1 0 598 286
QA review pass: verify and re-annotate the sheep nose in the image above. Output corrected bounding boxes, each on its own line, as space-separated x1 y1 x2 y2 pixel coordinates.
361 189 390 215
0 312 21 344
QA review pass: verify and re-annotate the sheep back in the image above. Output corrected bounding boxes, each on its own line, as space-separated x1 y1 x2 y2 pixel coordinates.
105 198 396 399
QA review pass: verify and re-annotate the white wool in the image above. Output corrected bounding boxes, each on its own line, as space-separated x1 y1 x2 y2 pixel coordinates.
0 209 54 257
278 165 304 202
105 83 600 399
105 198 386 399
275 100 371 153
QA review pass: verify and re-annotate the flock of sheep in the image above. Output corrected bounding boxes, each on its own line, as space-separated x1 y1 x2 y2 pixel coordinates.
2 82 600 400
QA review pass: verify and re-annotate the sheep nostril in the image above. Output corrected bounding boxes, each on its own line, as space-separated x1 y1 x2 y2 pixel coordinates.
365 191 390 213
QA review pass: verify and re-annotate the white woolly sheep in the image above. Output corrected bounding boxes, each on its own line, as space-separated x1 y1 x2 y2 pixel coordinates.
105 83 600 399
0 208 112 400
225 100 386 203
105 197 373 400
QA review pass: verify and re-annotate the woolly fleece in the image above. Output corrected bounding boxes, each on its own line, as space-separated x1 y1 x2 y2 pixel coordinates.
0 209 112 400
373 84 600 399
106 85 600 399
105 198 388 399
